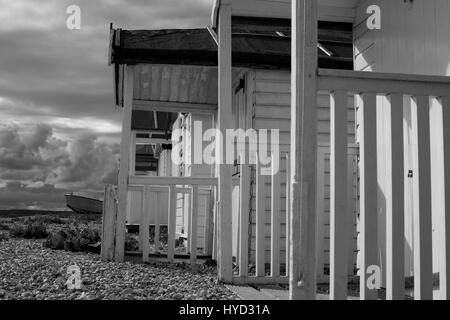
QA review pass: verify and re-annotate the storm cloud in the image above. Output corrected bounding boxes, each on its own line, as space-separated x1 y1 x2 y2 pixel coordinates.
0 0 213 209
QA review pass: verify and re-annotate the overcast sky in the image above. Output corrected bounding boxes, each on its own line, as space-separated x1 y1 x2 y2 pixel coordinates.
0 0 213 210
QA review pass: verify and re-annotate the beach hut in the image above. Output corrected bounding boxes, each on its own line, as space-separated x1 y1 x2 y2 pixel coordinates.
102 0 450 300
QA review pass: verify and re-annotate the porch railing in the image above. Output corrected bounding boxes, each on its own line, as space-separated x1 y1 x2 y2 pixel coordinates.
319 68 450 300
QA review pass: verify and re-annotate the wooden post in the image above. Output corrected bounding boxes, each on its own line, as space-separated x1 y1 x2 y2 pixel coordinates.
385 93 405 300
239 159 251 277
217 3 233 283
154 194 160 251
440 96 450 299
256 163 266 277
190 185 199 269
115 65 134 262
271 153 281 278
411 95 433 300
285 153 290 277
290 0 318 300
330 91 349 300
141 187 152 263
359 92 378 300
101 185 116 261
168 185 177 263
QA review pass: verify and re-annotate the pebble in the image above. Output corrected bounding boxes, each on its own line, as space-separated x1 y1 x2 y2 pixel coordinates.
0 237 238 300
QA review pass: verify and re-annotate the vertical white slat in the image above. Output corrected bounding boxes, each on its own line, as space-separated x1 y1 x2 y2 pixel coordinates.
168 185 177 263
256 163 266 277
330 90 349 300
290 0 318 300
204 190 213 256
217 2 233 283
440 96 450 299
212 186 218 261
239 160 251 277
115 65 134 262
315 149 326 282
190 185 199 268
359 92 378 300
141 187 152 263
271 153 281 278
385 93 405 300
411 95 433 300
285 153 290 277
187 193 191 254
154 193 160 252
139 188 145 251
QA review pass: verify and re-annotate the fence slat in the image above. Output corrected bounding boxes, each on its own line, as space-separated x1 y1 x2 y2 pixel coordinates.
385 93 405 300
168 186 177 263
359 92 378 300
154 194 160 251
285 154 290 277
139 189 145 251
101 185 116 261
441 96 450 299
239 160 251 277
412 95 433 300
190 185 199 268
141 187 152 263
256 163 266 277
330 90 349 300
271 154 281 278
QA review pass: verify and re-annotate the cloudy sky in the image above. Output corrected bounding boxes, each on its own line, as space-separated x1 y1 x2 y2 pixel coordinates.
0 0 213 210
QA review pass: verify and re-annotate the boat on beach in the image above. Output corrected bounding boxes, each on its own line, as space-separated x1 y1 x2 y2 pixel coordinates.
65 193 103 214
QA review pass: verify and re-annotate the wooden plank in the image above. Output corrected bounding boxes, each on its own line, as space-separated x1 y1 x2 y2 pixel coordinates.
167 186 177 263
330 90 349 300
359 92 378 300
129 176 218 186
271 154 281 278
133 100 217 114
217 3 233 283
239 161 251 277
115 65 134 262
318 69 450 97
290 0 318 300
129 133 136 176
385 93 405 300
256 163 266 277
101 185 116 261
204 191 214 256
154 193 160 251
230 276 290 286
190 185 199 268
315 148 327 281
411 95 433 300
141 188 152 263
440 96 450 299
138 188 145 251
285 153 290 277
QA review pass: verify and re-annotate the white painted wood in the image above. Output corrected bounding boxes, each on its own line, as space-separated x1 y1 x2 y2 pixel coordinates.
129 176 218 186
330 90 349 300
154 193 160 251
318 69 450 97
115 65 134 262
133 100 217 114
256 163 266 277
271 153 281 278
411 95 433 300
190 185 199 268
130 133 136 176
138 188 145 251
217 3 233 283
290 0 318 300
440 96 450 299
239 160 251 277
385 93 405 300
204 190 214 256
359 92 378 300
168 185 177 263
141 188 152 263
285 153 290 277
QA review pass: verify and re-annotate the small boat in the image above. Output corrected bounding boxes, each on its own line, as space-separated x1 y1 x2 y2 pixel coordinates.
65 193 103 214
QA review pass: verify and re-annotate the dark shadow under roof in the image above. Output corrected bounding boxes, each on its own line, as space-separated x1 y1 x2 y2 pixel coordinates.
111 17 353 70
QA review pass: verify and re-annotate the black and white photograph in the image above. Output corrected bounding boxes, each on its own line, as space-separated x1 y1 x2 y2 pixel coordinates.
1 0 450 306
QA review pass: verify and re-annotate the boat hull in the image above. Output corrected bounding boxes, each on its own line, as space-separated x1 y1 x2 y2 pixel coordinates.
65 194 103 214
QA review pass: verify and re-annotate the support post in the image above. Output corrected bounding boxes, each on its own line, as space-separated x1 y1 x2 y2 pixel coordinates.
217 3 233 283
290 0 318 300
115 65 134 262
